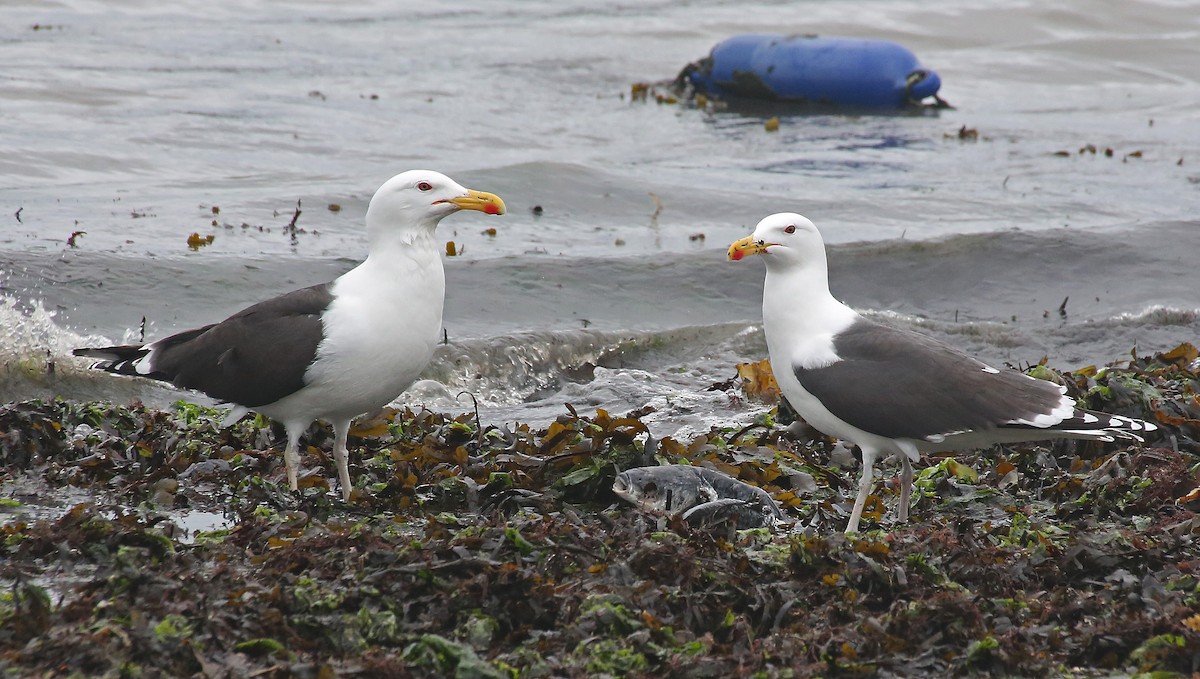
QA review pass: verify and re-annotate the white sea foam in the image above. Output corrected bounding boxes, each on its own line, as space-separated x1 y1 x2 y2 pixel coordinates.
1109 305 1199 327
0 293 187 407
0 294 106 383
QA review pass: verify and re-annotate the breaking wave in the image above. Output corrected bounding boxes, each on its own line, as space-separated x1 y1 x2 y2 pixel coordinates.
1 294 764 429
5 286 1197 432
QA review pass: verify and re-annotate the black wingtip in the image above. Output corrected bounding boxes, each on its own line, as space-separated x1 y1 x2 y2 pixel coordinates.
73 345 152 376
73 344 147 360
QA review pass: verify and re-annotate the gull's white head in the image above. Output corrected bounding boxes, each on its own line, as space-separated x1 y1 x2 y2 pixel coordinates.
365 170 505 248
727 212 826 270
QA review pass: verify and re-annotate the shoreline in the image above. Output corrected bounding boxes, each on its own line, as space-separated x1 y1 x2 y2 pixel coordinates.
2 346 1198 676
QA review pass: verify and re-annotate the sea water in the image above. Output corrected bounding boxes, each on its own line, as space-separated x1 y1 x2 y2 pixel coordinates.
2 0 1198 435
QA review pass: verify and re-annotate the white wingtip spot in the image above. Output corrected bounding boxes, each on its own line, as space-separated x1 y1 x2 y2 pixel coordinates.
130 344 159 375
1010 414 1062 428
1057 430 1120 442
1008 396 1075 429
1105 414 1158 433
981 365 1000 374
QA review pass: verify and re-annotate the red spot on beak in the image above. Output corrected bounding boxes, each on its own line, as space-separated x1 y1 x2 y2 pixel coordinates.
484 204 500 215
730 249 744 261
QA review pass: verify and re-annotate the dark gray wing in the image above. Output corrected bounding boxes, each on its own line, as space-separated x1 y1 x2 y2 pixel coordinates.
144 283 334 408
793 318 1065 440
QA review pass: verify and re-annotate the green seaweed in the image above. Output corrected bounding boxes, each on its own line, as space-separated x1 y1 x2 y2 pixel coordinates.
0 345 1197 676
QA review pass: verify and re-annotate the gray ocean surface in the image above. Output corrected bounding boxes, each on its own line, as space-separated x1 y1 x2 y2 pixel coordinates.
2 0 1199 437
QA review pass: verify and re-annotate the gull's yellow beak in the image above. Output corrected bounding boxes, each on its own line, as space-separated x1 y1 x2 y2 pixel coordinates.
447 189 506 216
728 235 773 261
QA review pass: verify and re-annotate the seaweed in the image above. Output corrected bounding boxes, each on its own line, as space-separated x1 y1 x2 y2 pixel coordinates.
2 345 1199 676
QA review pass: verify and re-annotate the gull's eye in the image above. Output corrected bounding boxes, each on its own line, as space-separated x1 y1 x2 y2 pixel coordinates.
417 181 434 192
784 224 796 234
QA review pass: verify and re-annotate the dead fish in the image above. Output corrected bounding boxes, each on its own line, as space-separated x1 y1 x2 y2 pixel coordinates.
680 497 782 530
612 465 786 528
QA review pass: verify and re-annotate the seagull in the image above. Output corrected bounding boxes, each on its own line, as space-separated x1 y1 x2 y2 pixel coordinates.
728 212 1157 532
75 170 505 501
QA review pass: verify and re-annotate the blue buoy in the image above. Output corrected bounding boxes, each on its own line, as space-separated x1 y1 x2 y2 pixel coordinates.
680 34 945 109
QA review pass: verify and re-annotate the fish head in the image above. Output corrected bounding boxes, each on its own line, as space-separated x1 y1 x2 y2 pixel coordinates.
612 466 713 514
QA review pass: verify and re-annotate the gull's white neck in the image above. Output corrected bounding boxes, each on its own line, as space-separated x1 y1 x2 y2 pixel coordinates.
761 256 858 370
365 209 442 254
342 227 442 293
